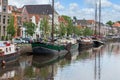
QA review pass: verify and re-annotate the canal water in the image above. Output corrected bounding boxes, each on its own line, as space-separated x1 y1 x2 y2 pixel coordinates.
0 42 120 80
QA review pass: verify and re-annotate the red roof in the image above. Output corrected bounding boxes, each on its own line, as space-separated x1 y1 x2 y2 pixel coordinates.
112 22 120 27
87 20 95 24
58 16 68 25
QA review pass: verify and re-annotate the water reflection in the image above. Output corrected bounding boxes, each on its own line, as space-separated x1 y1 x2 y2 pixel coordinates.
93 45 103 80
1 42 120 80
0 60 19 80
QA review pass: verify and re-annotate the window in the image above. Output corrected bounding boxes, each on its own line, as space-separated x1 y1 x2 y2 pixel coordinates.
3 26 5 36
3 16 6 24
3 18 5 24
3 6 7 12
9 47 11 51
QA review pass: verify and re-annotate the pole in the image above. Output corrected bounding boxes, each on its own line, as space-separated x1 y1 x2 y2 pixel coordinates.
99 0 101 36
51 0 54 42
94 1 97 36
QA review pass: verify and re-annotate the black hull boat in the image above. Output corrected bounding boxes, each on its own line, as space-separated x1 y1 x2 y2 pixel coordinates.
31 42 68 59
32 46 67 58
93 40 104 47
0 52 20 64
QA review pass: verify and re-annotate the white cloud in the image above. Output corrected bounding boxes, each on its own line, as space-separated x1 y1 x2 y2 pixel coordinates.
101 0 112 7
9 0 50 7
55 1 64 10
69 3 79 10
8 0 120 23
113 4 120 11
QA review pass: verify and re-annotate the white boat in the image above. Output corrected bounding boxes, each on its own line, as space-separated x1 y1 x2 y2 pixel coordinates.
0 41 20 64
57 38 79 52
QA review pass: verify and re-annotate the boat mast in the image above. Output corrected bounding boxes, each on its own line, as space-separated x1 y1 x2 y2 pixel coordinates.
99 0 101 36
51 0 54 42
94 0 97 36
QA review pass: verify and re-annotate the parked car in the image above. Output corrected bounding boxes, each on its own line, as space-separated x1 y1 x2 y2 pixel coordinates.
12 38 26 44
22 37 34 43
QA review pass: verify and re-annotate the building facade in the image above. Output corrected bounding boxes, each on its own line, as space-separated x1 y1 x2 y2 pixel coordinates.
21 4 59 39
8 5 22 38
0 0 10 37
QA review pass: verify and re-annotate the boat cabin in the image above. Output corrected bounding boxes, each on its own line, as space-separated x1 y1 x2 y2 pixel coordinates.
0 41 16 56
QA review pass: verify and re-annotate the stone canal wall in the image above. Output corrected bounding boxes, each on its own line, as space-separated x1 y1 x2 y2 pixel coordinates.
16 44 32 54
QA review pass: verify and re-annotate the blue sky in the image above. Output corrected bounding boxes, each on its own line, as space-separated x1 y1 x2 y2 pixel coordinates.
9 0 120 23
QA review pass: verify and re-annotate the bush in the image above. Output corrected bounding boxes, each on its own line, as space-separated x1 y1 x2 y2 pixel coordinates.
1 36 5 40
6 36 8 40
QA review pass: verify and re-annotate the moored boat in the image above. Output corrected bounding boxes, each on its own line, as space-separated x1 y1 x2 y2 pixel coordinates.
0 41 20 64
92 39 104 47
57 38 79 53
31 42 68 57
77 37 93 50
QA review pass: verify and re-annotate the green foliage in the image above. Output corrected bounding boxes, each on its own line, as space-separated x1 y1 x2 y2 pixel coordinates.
1 36 5 40
40 17 50 39
62 15 74 36
59 22 67 37
7 16 16 38
23 22 36 36
83 27 93 36
24 66 36 78
1 36 8 40
74 27 83 36
106 20 114 27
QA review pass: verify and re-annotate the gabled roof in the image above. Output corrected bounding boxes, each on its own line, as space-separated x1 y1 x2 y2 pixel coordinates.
24 4 53 15
77 20 87 27
87 20 95 24
112 22 120 27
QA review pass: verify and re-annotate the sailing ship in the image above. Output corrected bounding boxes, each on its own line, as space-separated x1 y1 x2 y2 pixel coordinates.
31 0 68 56
92 0 104 47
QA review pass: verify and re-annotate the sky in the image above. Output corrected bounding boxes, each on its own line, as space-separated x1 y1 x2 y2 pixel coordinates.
8 0 120 23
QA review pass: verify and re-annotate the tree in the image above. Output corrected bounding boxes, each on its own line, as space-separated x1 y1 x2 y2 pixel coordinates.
23 22 36 36
106 20 115 34
59 22 67 37
7 16 16 39
40 17 50 40
83 27 93 36
106 20 114 27
62 15 74 36
74 27 83 36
